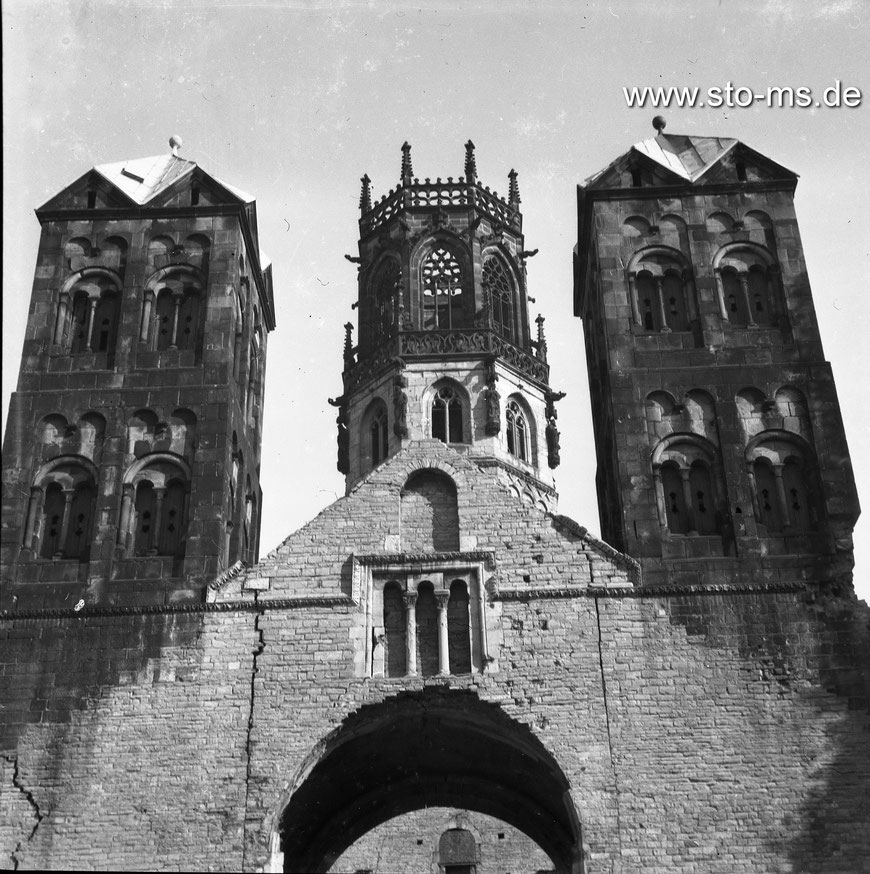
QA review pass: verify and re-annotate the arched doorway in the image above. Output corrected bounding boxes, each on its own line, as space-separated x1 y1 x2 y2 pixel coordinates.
277 689 583 873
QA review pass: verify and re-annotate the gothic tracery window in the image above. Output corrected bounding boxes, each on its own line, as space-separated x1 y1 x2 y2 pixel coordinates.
482 255 514 340
422 246 464 329
432 386 464 443
506 399 529 462
372 259 401 346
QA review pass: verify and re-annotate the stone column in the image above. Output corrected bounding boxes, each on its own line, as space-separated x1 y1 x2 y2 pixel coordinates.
22 486 43 549
680 469 696 534
435 589 451 675
53 296 69 345
118 484 134 547
56 489 75 558
140 292 153 343
151 487 166 554
403 591 418 676
85 298 99 350
627 275 641 327
772 465 790 528
655 278 670 332
169 296 182 349
738 274 756 326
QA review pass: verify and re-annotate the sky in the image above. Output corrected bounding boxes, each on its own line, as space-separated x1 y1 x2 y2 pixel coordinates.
3 0 868 600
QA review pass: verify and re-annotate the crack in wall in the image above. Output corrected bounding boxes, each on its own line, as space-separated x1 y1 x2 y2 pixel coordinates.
5 754 45 871
593 597 623 864
242 595 265 873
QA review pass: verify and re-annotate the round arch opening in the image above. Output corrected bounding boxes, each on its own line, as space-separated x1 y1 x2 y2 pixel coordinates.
278 689 583 873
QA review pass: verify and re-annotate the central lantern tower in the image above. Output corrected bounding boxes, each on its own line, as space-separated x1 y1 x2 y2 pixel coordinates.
335 142 563 510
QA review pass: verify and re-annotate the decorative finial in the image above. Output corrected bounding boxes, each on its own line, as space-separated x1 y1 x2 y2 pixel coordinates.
508 169 520 206
464 140 477 183
169 135 183 156
401 142 413 183
536 314 548 363
359 174 371 214
652 115 666 133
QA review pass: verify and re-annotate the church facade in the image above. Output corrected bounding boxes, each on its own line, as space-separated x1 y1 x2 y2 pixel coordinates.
0 132 867 873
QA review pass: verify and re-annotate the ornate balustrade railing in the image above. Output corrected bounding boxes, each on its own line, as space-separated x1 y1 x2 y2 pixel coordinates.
343 329 549 394
360 181 520 236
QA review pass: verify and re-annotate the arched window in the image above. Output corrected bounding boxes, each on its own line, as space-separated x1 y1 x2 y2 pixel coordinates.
627 249 695 334
32 462 98 561
40 483 66 558
432 385 464 444
506 400 529 462
370 259 401 348
753 459 783 532
422 246 464 329
747 434 821 533
661 461 688 534
438 828 477 874
133 481 158 554
652 437 723 538
400 470 460 552
689 461 716 534
58 271 121 355
447 580 472 674
124 457 190 560
370 408 388 465
482 254 514 341
714 244 779 327
382 582 406 679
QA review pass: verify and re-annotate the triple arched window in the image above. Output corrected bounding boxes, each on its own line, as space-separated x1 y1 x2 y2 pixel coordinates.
378 576 473 679
54 271 122 355
142 269 204 352
747 435 819 533
652 436 722 536
118 456 190 560
25 460 99 562
627 248 696 333
713 244 779 327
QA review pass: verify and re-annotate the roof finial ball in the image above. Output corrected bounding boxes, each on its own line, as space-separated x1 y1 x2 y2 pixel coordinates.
652 115 666 134
169 135 183 156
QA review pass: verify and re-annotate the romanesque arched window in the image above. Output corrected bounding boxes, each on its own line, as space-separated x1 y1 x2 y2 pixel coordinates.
714 243 779 327
746 434 820 533
422 245 464 329
58 273 121 355
121 457 190 560
401 469 460 552
27 460 98 562
652 436 723 537
506 399 529 462
142 266 205 352
432 384 465 444
482 254 515 341
627 248 695 333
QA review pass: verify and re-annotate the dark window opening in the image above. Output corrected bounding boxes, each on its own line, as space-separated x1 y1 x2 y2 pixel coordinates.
432 386 464 443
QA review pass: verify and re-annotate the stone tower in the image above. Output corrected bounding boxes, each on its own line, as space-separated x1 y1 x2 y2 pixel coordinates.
0 142 274 608
334 141 563 511
573 125 860 589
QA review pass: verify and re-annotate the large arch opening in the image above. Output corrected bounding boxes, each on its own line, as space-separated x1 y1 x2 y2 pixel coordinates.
278 689 583 873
